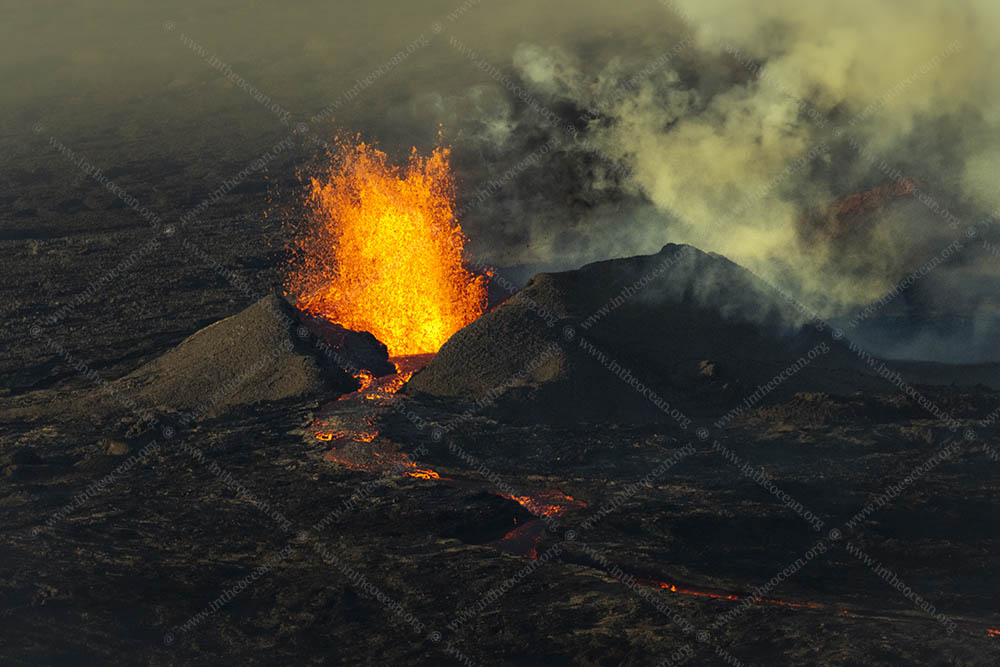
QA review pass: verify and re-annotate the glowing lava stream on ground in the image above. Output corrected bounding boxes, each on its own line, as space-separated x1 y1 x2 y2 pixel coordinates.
312 354 440 480
308 358 839 615
290 139 999 641
309 359 1000 639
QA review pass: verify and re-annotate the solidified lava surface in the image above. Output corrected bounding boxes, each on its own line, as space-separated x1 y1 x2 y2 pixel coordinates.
3 172 1000 664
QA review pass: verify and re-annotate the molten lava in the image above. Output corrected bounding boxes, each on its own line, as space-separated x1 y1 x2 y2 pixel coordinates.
353 369 376 393
311 354 447 480
650 580 821 609
285 138 487 356
501 490 587 517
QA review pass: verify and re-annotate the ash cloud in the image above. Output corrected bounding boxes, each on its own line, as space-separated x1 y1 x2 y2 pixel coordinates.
403 0 1000 360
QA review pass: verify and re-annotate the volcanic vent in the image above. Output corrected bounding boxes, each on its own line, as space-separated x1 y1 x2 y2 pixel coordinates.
283 138 488 356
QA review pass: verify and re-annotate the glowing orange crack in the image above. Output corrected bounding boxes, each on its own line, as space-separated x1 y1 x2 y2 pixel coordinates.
646 579 822 609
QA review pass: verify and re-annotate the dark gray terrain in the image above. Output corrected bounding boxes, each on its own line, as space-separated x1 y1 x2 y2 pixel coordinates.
3 146 1000 665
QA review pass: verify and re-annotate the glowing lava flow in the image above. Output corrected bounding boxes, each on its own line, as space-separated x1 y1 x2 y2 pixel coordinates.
312 355 440 480
500 490 587 519
285 138 487 356
494 491 826 609
492 491 588 558
309 376 1000 638
644 579 820 609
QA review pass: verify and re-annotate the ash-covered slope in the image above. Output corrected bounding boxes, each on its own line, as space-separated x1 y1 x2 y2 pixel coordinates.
408 244 880 424
98 293 394 421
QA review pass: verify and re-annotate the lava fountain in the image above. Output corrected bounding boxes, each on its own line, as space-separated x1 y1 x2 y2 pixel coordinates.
284 137 487 356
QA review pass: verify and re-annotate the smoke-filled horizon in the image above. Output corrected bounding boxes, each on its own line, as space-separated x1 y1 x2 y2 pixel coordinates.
4 0 999 360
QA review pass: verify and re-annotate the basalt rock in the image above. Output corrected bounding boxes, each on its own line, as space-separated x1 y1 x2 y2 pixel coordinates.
408 244 881 424
97 293 394 422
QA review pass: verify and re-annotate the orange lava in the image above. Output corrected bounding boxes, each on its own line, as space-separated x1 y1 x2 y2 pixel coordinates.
353 369 376 393
650 579 822 609
405 469 441 480
493 521 546 559
988 628 1000 638
313 354 449 481
285 137 487 356
364 372 414 401
501 490 587 517
355 430 378 443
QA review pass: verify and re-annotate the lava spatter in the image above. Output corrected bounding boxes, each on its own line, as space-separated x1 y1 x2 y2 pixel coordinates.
285 138 487 356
